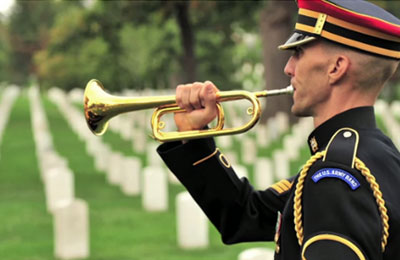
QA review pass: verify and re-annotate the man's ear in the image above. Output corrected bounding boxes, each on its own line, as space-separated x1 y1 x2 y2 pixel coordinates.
328 55 350 85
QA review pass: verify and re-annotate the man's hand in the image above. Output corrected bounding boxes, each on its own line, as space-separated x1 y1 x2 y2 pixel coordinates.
174 81 219 131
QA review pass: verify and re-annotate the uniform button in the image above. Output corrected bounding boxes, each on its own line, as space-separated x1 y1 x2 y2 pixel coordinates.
343 131 352 138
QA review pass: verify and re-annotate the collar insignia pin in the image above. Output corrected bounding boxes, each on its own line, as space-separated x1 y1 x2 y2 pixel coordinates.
310 136 318 153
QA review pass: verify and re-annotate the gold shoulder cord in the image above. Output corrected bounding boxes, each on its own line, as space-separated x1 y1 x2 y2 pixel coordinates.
293 151 389 252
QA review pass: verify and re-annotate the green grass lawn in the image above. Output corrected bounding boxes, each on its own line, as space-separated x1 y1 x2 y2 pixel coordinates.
0 93 53 260
0 92 272 260
1 90 394 260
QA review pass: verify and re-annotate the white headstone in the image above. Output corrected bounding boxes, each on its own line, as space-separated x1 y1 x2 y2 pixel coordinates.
238 247 274 260
217 135 233 149
39 150 68 182
142 166 168 212
67 88 84 103
34 131 54 155
120 157 141 196
254 158 274 190
108 116 122 133
273 150 290 181
132 130 147 153
234 165 248 179
85 137 102 157
241 137 257 164
176 192 209 249
93 143 111 173
146 143 163 166
255 124 269 147
224 151 238 166
120 114 133 140
106 152 123 185
54 199 89 259
283 135 300 161
45 167 74 213
266 117 279 141
168 169 181 185
391 100 400 115
275 112 289 134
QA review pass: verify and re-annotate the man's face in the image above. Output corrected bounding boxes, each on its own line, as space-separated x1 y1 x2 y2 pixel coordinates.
284 41 333 117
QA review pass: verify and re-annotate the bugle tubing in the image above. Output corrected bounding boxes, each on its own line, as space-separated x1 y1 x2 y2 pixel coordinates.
83 79 293 141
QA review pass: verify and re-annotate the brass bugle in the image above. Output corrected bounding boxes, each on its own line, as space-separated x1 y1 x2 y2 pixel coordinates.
84 79 293 142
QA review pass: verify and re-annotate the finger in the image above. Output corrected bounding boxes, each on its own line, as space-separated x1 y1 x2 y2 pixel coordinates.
204 80 219 92
201 82 218 116
200 81 217 108
180 84 193 112
190 82 203 110
175 84 185 109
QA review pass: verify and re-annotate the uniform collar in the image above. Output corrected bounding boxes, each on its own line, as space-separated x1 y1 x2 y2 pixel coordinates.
307 106 376 154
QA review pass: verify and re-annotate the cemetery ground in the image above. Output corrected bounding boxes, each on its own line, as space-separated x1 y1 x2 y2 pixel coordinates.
2 87 396 260
0 90 275 260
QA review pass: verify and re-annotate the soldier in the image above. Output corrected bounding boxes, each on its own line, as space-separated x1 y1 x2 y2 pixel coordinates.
158 0 400 259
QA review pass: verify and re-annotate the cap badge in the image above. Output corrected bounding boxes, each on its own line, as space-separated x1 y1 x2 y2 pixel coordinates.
314 13 327 35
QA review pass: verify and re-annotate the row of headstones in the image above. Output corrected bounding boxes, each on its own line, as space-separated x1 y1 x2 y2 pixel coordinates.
375 99 400 149
28 86 89 259
48 88 164 195
47 87 212 249
57 87 310 222
0 83 276 260
51 87 283 254
0 85 20 157
68 87 278 259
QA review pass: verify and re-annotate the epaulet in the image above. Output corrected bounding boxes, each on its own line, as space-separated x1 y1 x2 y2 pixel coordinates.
294 127 389 252
323 128 359 168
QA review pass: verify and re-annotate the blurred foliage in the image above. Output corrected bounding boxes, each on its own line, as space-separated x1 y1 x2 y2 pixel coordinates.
1 0 265 91
6 0 65 86
370 1 400 102
0 0 399 96
0 20 9 82
371 0 400 17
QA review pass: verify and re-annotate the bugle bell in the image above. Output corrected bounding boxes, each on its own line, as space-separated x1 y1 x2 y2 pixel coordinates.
83 79 293 142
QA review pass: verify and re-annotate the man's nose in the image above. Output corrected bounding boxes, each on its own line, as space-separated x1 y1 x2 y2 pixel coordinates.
284 56 295 77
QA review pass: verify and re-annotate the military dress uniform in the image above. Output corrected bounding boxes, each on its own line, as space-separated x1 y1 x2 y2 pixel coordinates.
158 107 400 259
158 0 400 259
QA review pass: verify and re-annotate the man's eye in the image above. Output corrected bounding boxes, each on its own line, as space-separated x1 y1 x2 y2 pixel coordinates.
293 47 303 57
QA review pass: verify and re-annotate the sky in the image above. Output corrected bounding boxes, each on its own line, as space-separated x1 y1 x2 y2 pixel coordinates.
0 0 14 16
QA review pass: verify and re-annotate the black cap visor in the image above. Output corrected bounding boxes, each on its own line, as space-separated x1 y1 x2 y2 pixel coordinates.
278 32 317 50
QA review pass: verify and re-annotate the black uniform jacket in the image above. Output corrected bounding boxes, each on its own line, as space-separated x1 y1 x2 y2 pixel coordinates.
157 107 400 260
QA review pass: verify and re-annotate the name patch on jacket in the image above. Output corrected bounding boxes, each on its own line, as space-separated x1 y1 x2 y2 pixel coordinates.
312 168 360 190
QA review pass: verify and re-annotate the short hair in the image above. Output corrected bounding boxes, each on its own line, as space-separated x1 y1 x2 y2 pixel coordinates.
320 39 399 92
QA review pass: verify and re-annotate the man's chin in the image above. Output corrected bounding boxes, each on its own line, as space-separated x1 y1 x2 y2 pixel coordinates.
291 106 311 118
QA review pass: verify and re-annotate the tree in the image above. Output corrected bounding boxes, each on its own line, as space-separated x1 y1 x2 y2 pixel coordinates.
175 1 197 83
260 0 297 122
34 4 111 90
33 0 265 92
0 20 10 82
6 0 64 85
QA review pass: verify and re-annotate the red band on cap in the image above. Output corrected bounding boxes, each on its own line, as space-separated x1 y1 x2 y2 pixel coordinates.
298 0 400 37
